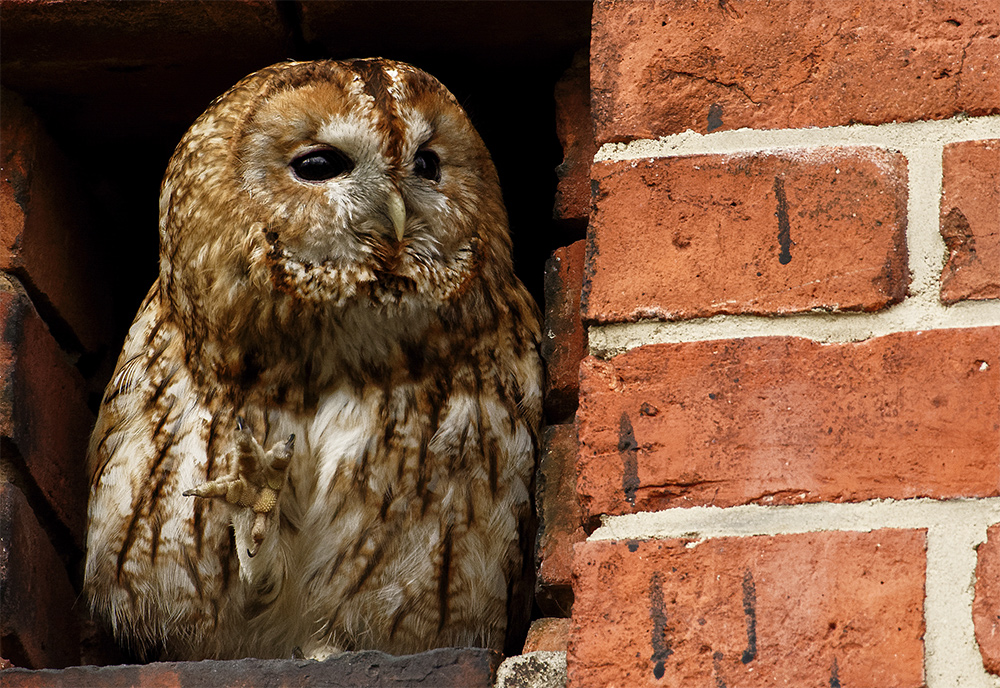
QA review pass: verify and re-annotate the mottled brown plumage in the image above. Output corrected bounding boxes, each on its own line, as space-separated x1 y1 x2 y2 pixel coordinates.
84 59 541 660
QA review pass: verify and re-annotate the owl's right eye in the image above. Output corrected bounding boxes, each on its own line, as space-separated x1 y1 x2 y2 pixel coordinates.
290 149 354 182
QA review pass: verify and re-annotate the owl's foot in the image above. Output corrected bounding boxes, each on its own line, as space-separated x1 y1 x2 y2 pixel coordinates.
183 418 295 557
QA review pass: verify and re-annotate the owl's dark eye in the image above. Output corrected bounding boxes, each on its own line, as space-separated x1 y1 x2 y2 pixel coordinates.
413 150 441 183
290 148 353 182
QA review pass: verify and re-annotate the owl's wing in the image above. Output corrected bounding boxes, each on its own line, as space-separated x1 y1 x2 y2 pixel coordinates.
84 281 241 658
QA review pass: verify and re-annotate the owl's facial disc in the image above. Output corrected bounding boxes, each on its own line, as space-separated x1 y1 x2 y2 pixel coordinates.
229 60 495 304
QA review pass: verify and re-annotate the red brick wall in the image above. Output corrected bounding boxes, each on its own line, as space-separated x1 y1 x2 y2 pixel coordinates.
532 1 1000 686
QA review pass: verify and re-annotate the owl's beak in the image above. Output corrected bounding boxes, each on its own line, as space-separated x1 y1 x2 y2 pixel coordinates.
386 189 406 242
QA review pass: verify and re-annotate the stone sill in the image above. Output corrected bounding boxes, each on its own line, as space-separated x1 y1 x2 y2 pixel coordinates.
0 647 502 688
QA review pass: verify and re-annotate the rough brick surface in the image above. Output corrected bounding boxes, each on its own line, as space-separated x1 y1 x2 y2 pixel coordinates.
584 148 909 324
0 648 501 688
0 484 80 669
0 89 111 353
940 139 1000 303
975 524 1000 675
569 531 926 688
523 618 572 654
535 424 586 616
542 241 588 422
0 276 91 538
577 327 999 518
591 0 1000 142
554 50 596 224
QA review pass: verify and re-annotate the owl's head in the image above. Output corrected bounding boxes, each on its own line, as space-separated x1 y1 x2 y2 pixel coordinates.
159 59 513 319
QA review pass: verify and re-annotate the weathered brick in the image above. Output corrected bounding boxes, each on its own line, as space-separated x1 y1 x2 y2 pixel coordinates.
542 241 587 422
0 276 91 538
940 139 1000 303
0 484 80 669
975 524 1000 675
0 89 111 353
577 327 999 519
584 148 909 324
536 424 586 616
569 531 926 688
554 50 596 224
523 618 571 654
591 0 1000 142
0 648 501 687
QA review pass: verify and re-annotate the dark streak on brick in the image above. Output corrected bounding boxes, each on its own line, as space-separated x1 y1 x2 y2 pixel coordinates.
741 569 758 664
712 650 727 688
707 103 724 132
774 176 792 265
829 656 841 688
618 412 640 506
649 570 673 679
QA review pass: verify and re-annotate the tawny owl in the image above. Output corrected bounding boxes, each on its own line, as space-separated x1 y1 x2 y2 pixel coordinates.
84 59 542 661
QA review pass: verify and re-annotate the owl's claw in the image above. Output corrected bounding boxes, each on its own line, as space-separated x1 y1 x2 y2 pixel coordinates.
183 424 295 557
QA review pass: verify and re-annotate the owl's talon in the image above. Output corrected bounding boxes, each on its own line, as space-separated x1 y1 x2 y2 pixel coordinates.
183 426 295 554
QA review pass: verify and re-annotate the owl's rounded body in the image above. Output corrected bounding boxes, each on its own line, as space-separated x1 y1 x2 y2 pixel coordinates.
84 60 541 660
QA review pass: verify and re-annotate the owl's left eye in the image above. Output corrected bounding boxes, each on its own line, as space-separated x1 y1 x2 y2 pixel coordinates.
290 148 354 182
414 150 441 183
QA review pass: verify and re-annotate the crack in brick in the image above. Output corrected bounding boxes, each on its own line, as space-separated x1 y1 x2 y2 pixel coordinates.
661 68 761 106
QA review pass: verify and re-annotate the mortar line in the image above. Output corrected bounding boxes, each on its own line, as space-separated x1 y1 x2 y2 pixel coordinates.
924 525 999 688
595 114 1000 162
589 497 1000 540
587 302 1000 355
906 144 946 307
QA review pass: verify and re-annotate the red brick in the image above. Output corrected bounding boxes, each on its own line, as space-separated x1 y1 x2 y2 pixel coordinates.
591 0 1000 142
975 524 1000 675
542 241 588 422
0 648 501 687
0 277 91 538
577 327 999 519
554 50 597 223
536 424 586 616
940 139 1000 303
584 149 909 323
523 618 571 654
0 484 80 669
569 530 926 688
0 89 111 353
